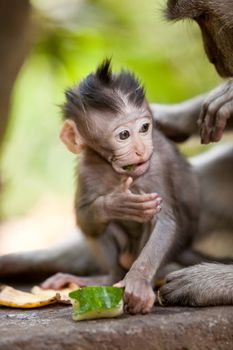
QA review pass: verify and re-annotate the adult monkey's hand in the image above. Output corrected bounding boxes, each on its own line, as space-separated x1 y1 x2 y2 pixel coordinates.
199 80 233 144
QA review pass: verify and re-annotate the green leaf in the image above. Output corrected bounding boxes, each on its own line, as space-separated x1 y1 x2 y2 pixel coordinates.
69 286 124 321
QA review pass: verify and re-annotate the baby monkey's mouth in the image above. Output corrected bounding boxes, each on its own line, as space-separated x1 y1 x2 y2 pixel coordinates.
111 157 151 177
122 162 144 172
121 160 150 177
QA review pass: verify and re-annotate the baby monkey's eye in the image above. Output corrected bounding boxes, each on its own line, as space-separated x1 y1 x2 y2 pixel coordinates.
139 123 150 133
119 130 130 140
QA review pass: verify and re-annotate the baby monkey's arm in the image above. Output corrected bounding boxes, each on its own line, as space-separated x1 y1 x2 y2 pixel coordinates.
77 177 162 237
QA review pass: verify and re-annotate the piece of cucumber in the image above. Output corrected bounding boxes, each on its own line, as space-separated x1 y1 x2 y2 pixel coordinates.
69 286 124 321
125 164 135 172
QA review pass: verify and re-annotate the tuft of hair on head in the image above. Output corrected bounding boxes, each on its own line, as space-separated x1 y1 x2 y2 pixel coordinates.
95 58 112 84
62 58 146 121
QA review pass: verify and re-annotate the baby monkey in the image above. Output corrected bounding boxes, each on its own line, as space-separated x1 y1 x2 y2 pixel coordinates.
42 59 199 314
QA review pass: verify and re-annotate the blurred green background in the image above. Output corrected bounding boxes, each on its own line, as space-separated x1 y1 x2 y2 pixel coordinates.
2 0 220 218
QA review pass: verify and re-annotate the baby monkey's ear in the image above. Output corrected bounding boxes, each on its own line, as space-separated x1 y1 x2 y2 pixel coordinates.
60 119 84 154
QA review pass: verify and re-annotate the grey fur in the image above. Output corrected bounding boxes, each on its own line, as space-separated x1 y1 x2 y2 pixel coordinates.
157 0 233 307
159 263 233 306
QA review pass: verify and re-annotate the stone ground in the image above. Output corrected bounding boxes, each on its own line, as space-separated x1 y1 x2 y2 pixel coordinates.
0 304 233 350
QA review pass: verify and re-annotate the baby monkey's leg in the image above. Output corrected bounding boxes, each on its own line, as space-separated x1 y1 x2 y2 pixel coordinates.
41 224 128 290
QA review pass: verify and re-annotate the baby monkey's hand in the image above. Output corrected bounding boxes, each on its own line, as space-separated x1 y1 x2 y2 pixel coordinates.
102 177 162 223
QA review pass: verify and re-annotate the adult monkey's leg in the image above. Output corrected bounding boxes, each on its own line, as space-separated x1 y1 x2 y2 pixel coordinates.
0 231 100 280
158 263 233 306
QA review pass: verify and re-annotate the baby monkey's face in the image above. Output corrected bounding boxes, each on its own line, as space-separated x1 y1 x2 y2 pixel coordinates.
98 105 154 178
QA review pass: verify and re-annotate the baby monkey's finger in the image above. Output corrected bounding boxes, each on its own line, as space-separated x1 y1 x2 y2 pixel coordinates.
122 177 133 193
129 192 161 203
125 198 162 210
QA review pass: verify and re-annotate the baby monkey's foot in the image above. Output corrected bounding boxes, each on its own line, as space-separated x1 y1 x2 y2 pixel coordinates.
40 273 112 290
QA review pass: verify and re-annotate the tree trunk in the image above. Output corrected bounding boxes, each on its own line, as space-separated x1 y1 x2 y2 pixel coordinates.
0 0 31 215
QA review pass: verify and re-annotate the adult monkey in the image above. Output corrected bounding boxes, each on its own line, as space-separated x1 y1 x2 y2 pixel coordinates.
157 0 233 306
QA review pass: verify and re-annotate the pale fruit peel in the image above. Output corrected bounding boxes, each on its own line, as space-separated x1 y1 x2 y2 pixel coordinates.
0 285 58 308
0 283 79 308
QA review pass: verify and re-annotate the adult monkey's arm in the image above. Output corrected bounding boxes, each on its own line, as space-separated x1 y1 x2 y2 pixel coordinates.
151 84 233 144
150 94 206 142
